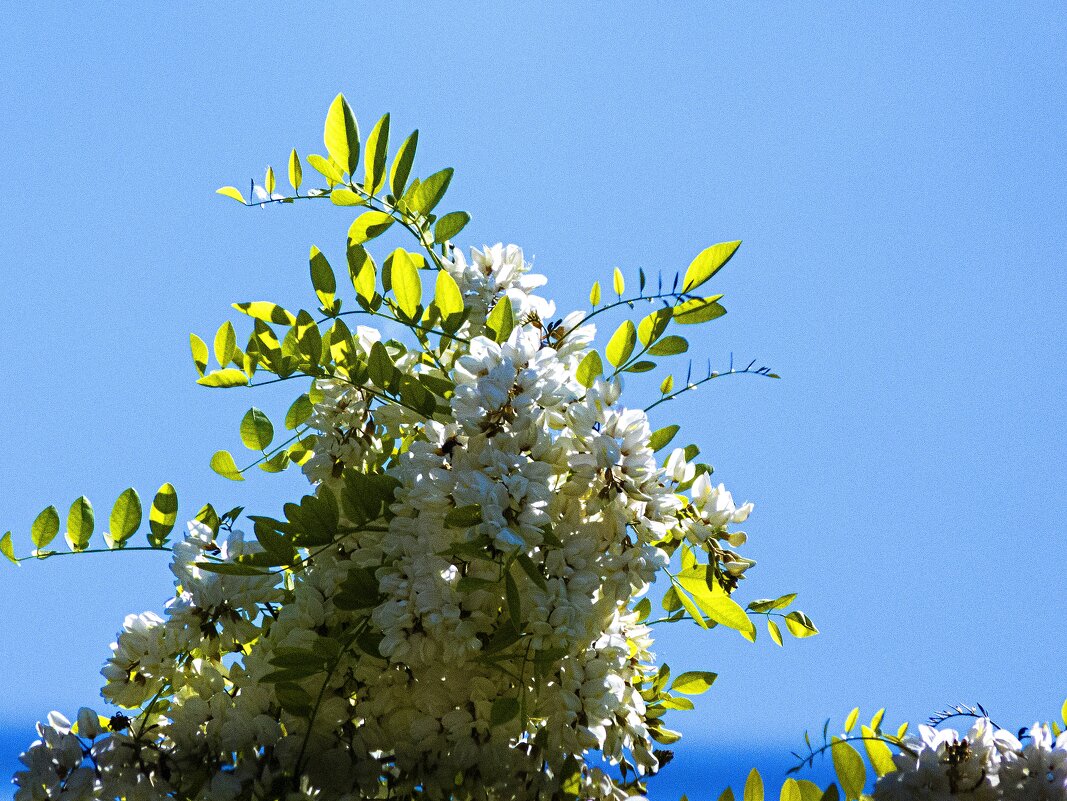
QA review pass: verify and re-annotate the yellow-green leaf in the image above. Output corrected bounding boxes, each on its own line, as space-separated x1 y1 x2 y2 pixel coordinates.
66 497 94 551
31 506 60 550
435 269 464 318
309 246 337 309
861 726 896 776
674 584 708 629
233 301 296 326
288 149 302 192
795 780 824 801
673 296 727 324
676 567 757 640
718 789 736 801
0 532 16 564
197 369 249 388
240 407 274 451
214 321 237 366
670 671 717 695
589 280 601 306
410 168 453 216
109 488 142 546
190 333 208 376
768 618 784 647
682 240 741 292
830 738 866 800
348 210 394 244
486 298 515 343
576 350 603 388
613 267 625 296
649 425 680 452
605 319 637 367
390 129 418 198
785 611 819 638
648 335 689 356
660 374 674 394
637 307 672 346
844 707 860 734
215 186 246 204
324 93 360 176
306 153 344 186
265 165 276 195
348 245 377 302
780 778 802 801
390 248 422 319
744 768 764 801
210 450 244 481
364 112 390 196
330 188 366 206
149 483 178 546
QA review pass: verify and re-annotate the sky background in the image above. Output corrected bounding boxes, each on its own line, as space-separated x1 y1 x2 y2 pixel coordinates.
0 3 1064 798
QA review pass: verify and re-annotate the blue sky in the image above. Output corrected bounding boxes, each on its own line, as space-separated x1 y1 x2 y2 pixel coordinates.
0 3 1064 798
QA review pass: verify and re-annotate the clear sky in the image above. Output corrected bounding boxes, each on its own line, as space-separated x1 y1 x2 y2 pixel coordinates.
0 3 1063 798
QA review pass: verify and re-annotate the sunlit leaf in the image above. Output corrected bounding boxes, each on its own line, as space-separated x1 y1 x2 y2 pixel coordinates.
210 450 245 482
682 240 741 292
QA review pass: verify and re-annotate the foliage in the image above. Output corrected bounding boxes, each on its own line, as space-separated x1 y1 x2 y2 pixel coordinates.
6 95 814 801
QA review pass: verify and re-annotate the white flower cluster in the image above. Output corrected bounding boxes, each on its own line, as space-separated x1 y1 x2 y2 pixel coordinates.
875 719 1067 800
14 245 757 801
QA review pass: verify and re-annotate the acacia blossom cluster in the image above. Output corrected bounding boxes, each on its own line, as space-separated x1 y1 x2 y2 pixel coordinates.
14 244 757 801
874 719 1067 801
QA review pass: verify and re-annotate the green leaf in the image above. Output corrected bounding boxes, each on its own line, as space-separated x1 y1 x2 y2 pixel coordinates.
718 790 736 801
744 768 764 801
780 779 802 801
673 296 727 325
434 211 471 244
819 786 840 801
306 154 344 186
648 335 689 356
435 269 464 320
660 374 674 394
486 298 515 343
259 451 290 473
676 567 757 640
66 497 94 551
348 244 378 303
197 368 249 388
576 350 604 388
367 341 396 390
1062 697 1067 726
589 280 601 306
149 483 178 546
324 93 360 176
674 584 708 629
309 246 337 311
490 697 519 727
240 407 274 451
670 671 718 695
233 301 296 326
624 360 656 373
348 210 394 244
109 488 142 546
444 504 483 528
785 611 819 638
264 165 276 195
286 394 314 430
830 738 866 800
768 618 784 647
364 112 390 196
214 321 237 366
190 333 208 376
210 450 245 481
215 186 246 204
649 424 680 452
31 506 60 550
613 267 625 296
861 725 896 777
844 707 860 734
0 532 16 564
329 189 367 207
288 149 302 193
683 240 741 292
410 168 453 216
605 319 637 368
390 248 422 319
638 307 672 346
390 129 418 198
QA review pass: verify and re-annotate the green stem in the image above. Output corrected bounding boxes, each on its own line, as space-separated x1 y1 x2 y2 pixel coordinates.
17 545 170 563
